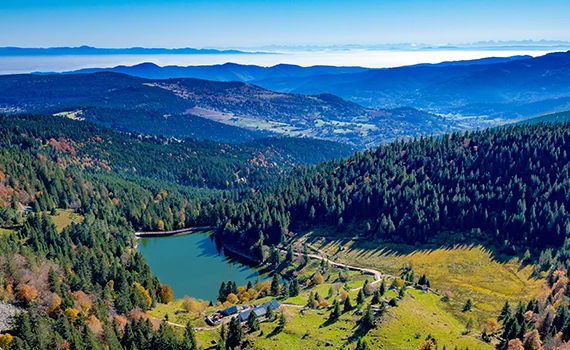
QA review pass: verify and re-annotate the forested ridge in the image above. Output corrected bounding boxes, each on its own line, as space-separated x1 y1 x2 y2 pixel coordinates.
218 122 570 258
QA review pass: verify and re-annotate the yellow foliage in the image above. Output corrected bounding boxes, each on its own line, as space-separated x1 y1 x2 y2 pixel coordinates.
181 296 208 314
65 308 80 324
133 282 152 309
226 293 239 304
47 293 62 316
0 333 13 349
157 220 165 231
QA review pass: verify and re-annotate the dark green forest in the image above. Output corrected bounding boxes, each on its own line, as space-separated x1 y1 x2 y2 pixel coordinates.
217 122 570 260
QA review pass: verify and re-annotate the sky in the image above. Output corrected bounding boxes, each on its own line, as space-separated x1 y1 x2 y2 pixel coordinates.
1 0 569 48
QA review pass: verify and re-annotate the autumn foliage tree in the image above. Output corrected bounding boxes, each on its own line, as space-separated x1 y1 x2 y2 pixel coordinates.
15 284 38 306
159 284 173 304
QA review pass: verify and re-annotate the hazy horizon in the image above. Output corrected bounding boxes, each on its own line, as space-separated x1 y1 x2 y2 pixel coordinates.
0 49 558 75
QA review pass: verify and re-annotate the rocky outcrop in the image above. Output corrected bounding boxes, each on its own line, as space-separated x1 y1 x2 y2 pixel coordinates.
0 302 22 332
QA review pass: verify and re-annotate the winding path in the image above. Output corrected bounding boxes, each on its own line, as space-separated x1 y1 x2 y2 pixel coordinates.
280 243 387 290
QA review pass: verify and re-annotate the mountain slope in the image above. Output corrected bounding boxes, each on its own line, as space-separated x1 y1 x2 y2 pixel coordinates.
0 73 452 147
517 109 570 124
252 50 570 119
216 121 570 253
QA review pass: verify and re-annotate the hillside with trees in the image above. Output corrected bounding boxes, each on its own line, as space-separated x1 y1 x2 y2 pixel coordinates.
0 72 454 147
217 122 570 258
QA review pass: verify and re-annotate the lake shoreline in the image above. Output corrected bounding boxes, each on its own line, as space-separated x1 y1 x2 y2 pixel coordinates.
137 230 268 301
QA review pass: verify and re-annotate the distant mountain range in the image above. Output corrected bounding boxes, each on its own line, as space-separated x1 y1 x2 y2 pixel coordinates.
0 46 259 56
54 62 370 82
49 51 570 120
0 73 449 147
251 40 570 52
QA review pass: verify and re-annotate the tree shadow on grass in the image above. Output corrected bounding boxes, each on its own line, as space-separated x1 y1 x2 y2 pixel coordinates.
342 324 372 349
265 325 284 339
319 317 338 328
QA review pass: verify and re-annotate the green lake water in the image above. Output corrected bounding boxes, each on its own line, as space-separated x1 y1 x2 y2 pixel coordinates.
137 232 267 302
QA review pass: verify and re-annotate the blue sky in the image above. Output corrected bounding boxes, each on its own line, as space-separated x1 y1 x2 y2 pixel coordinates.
1 0 569 48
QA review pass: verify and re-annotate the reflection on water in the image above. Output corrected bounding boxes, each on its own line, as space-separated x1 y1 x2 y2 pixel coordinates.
137 232 267 302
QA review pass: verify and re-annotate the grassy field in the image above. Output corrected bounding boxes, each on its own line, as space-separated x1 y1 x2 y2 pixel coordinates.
51 209 84 232
148 249 492 349
305 234 546 328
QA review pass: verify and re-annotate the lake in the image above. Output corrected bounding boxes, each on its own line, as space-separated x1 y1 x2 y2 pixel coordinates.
137 232 267 302
0 49 555 74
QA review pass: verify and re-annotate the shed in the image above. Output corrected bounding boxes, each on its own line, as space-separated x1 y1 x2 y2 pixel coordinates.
221 305 239 316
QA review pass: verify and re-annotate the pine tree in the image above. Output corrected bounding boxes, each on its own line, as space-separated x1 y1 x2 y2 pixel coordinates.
266 305 274 320
371 290 381 305
379 279 386 296
330 300 341 321
360 305 375 329
277 312 286 332
499 301 511 322
355 339 370 350
307 292 318 309
181 321 197 350
218 282 227 303
463 299 473 312
286 246 294 263
268 245 280 266
344 296 353 312
226 317 243 349
357 289 365 305
246 311 260 333
270 274 281 296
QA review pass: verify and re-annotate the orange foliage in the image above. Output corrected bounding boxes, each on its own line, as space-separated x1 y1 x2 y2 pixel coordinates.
159 284 173 304
15 284 38 305
313 272 324 285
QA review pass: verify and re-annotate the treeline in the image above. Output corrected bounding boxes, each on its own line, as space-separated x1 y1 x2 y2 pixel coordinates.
217 122 570 258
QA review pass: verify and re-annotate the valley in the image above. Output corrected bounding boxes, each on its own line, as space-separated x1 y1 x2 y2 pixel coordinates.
1 47 570 350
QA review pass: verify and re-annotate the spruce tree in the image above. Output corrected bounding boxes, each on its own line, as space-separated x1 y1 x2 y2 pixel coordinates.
371 290 381 305
182 321 197 350
226 317 243 350
330 300 341 321
270 274 281 296
498 301 511 322
379 279 386 296
360 305 375 329
246 311 260 333
344 296 353 312
463 299 473 312
357 289 365 305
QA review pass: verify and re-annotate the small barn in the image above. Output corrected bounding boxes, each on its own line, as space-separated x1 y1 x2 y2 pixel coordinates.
238 299 280 322
221 305 239 316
